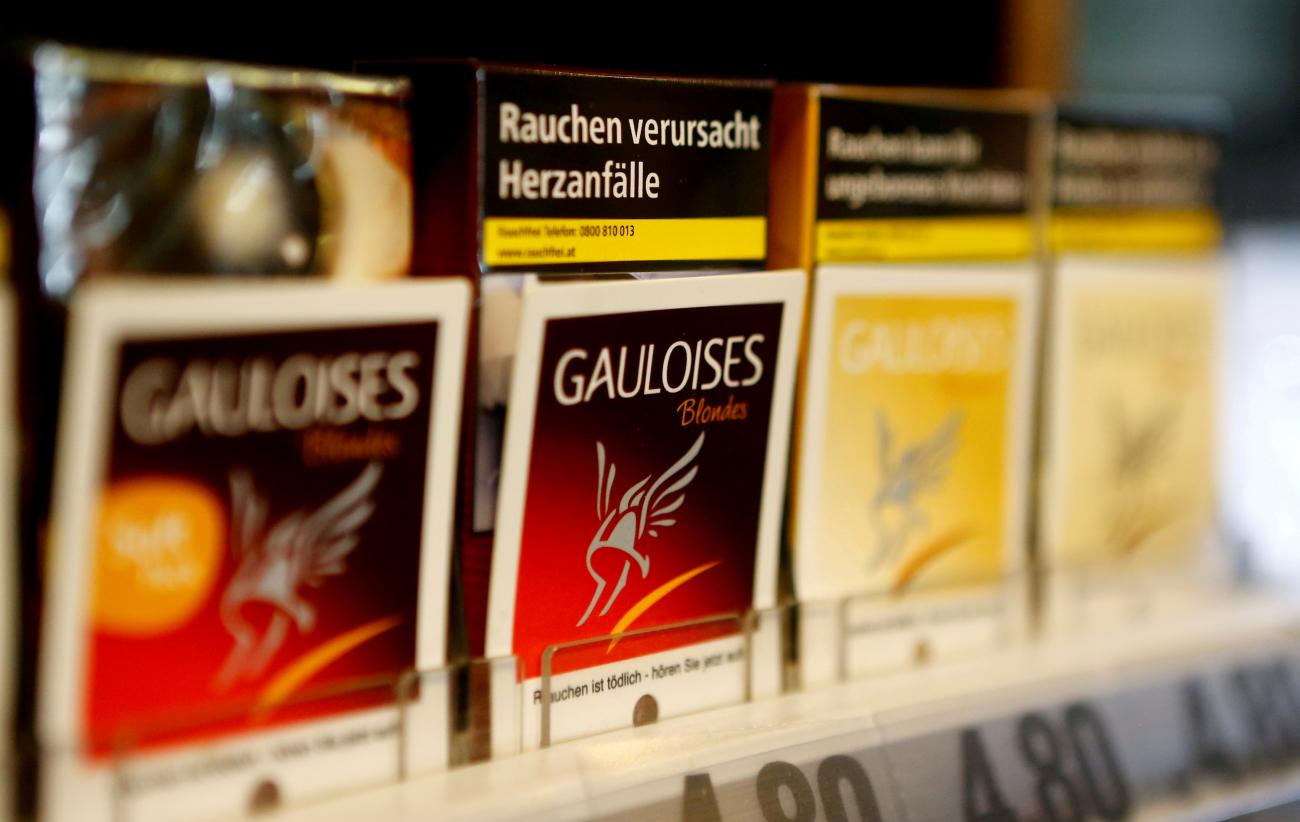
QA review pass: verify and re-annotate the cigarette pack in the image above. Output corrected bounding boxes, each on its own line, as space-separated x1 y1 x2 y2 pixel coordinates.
1039 98 1227 631
4 46 470 821
771 85 1048 686
380 61 805 749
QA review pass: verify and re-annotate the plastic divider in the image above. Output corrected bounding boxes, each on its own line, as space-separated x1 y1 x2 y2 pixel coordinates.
798 573 1029 690
536 611 752 749
97 673 406 822
1042 559 1237 639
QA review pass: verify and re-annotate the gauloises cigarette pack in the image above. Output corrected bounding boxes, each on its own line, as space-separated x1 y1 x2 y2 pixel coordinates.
5 47 470 821
1039 99 1226 631
771 86 1046 686
384 62 804 750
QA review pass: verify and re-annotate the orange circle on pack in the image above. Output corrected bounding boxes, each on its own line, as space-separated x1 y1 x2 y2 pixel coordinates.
93 477 226 635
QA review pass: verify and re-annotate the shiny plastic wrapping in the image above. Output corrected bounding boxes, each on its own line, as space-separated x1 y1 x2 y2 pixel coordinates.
30 45 413 298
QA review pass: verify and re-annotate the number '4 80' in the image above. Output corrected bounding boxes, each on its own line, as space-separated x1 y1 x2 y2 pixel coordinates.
962 702 1132 822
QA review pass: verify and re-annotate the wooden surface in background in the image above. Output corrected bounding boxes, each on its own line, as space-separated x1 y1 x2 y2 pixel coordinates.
1003 0 1073 91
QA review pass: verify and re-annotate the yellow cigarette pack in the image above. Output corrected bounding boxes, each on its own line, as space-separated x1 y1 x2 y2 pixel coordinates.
1040 99 1227 632
771 86 1049 685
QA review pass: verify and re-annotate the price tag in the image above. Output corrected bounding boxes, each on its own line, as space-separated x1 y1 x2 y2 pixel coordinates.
877 647 1300 821
875 687 1130 821
1096 648 1300 812
583 644 1300 820
587 725 900 821
1172 651 1300 789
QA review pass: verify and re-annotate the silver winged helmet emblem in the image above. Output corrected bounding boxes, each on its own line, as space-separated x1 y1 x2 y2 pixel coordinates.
870 411 962 570
1106 399 1180 555
214 462 382 689
1111 400 1178 483
576 433 705 627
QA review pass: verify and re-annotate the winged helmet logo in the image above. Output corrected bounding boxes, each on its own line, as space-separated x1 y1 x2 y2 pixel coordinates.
214 462 382 690
870 411 962 570
1106 399 1180 555
577 433 705 627
1110 400 1178 483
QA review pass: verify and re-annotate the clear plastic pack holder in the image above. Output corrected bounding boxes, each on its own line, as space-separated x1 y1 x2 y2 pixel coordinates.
1044 561 1161 635
395 654 522 769
1042 533 1241 639
798 573 1030 691
95 672 405 822
530 609 786 751
93 655 522 822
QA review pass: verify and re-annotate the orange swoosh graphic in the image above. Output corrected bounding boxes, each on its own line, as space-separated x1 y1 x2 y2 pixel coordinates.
254 615 403 717
890 527 975 596
1115 507 1178 557
607 560 721 652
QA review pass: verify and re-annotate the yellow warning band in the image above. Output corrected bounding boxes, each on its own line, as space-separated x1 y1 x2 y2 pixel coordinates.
482 216 766 267
1051 208 1222 253
815 216 1033 263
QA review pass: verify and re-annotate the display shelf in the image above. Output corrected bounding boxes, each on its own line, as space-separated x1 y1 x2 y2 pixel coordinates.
257 593 1300 821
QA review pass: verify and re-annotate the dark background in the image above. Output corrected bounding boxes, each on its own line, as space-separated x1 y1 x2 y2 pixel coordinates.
1 13 1004 86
